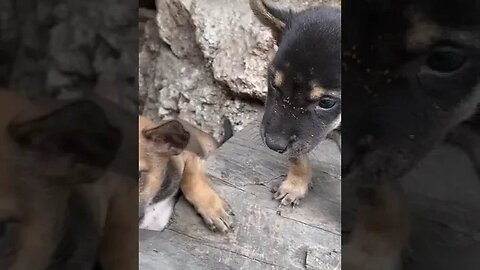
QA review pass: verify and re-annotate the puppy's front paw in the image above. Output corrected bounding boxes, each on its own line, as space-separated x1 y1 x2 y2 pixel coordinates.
272 175 310 206
196 193 234 233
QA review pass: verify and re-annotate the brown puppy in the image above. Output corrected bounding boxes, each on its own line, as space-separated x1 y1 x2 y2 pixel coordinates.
138 115 234 232
0 90 137 270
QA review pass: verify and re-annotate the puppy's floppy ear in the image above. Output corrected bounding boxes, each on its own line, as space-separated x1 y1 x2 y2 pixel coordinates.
249 0 291 43
142 120 190 156
8 100 122 185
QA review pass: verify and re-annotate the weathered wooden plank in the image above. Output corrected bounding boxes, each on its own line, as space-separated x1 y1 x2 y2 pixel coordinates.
341 144 480 270
400 145 480 270
305 247 341 270
140 120 480 270
139 229 278 270
139 121 342 270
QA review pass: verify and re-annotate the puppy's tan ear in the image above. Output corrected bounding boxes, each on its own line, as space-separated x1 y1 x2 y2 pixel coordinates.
249 0 291 43
142 120 190 156
8 101 122 185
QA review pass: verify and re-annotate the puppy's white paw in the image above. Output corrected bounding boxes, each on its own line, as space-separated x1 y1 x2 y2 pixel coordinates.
140 194 176 231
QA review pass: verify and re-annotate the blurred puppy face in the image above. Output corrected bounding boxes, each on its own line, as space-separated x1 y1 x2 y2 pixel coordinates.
342 0 480 184
0 93 121 270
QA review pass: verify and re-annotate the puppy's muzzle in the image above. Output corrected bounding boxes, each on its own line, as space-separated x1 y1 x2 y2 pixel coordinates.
264 133 298 154
265 134 288 153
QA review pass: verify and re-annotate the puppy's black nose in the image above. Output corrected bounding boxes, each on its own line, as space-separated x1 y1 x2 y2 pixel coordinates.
265 135 289 153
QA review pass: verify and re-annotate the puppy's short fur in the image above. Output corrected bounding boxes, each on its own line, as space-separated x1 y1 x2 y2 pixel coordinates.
138 116 234 232
342 1 480 269
251 0 341 205
0 90 137 270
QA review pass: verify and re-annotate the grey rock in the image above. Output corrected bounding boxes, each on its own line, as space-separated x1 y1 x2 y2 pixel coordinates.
141 0 339 139
4 0 138 113
139 17 261 140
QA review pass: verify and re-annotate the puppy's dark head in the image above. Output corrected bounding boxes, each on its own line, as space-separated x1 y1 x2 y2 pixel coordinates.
251 0 341 156
342 0 480 184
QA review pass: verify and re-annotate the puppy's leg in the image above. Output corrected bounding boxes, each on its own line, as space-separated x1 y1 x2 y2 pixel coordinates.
273 155 312 206
343 181 410 270
180 151 234 233
99 179 138 270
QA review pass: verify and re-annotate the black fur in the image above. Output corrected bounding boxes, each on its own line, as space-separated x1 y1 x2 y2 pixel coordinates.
259 4 341 156
341 2 480 268
151 160 182 204
139 0 156 10
138 159 182 221
342 0 480 192
219 117 234 145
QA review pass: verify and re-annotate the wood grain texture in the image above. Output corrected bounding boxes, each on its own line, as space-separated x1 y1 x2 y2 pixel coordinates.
341 144 480 270
139 121 480 270
139 121 341 270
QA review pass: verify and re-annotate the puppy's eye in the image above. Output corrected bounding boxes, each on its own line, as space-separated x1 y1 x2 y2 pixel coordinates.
426 46 466 73
318 97 337 109
0 220 20 257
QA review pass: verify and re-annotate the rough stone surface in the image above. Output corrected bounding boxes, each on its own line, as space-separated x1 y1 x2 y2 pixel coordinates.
2 0 341 138
140 0 341 140
1 0 138 113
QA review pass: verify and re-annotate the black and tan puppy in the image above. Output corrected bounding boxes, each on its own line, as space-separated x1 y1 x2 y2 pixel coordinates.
138 115 234 232
250 0 341 205
0 90 137 270
342 0 480 269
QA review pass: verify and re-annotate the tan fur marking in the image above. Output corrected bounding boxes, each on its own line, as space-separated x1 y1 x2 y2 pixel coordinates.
310 83 326 100
273 70 284 87
273 155 312 205
180 151 226 217
139 164 166 202
406 14 442 50
177 119 218 157
288 156 311 182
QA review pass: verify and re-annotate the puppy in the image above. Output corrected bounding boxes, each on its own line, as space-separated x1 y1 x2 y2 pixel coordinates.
0 90 137 270
250 0 341 205
138 115 234 232
342 0 480 269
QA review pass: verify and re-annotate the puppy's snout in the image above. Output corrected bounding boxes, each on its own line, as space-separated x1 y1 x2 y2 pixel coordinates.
265 134 290 153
